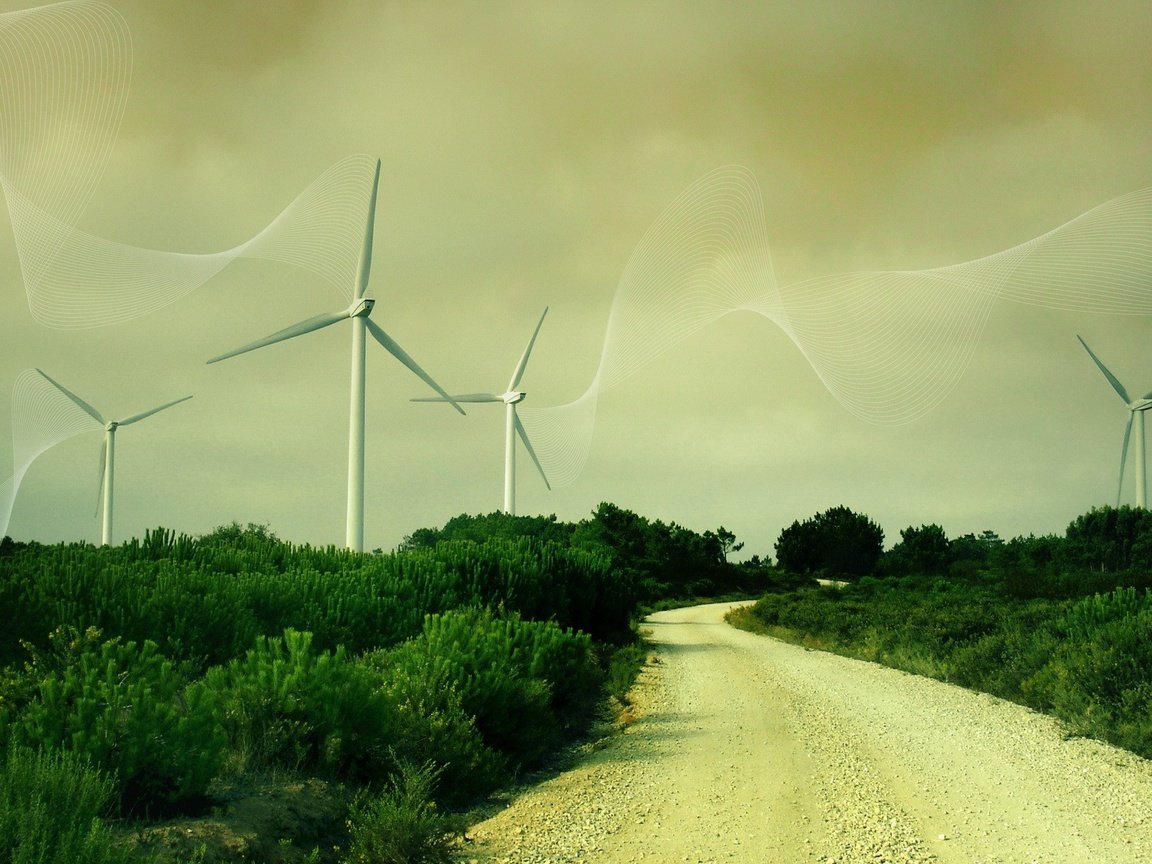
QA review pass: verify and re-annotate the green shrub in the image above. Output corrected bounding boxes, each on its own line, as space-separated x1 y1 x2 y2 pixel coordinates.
0 527 636 673
3 627 224 813
344 760 461 864
196 629 389 780
1025 589 1152 752
384 614 556 766
381 608 601 768
365 649 506 804
0 746 140 864
605 641 647 704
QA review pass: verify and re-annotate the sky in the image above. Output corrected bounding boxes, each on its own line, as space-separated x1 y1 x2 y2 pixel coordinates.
2 0 1151 558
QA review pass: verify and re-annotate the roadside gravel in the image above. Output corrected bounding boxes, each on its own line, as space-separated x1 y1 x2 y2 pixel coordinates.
460 601 1152 864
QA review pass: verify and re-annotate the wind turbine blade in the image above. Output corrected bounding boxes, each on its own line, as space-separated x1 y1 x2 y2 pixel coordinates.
507 306 549 392
117 395 193 427
95 439 106 518
411 393 501 403
364 318 466 415
1117 412 1133 507
208 310 349 363
355 159 382 301
35 369 104 425
514 412 551 490
1077 336 1131 404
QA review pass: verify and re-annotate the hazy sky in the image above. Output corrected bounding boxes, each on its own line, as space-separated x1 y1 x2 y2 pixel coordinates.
2 0 1151 557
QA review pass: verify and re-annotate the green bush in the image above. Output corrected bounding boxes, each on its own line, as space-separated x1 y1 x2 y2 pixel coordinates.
0 519 649 824
0 527 635 672
196 629 390 780
1024 588 1152 753
0 746 139 864
605 640 647 704
3 627 224 813
343 760 461 864
382 608 601 768
367 648 506 804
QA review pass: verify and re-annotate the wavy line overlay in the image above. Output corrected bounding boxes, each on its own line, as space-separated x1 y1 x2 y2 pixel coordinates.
0 2 382 535
519 167 1152 487
1 1 378 328
2 3 1152 535
0 369 102 538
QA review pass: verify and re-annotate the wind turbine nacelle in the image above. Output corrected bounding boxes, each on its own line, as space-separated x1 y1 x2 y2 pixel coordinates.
502 391 526 404
350 298 376 318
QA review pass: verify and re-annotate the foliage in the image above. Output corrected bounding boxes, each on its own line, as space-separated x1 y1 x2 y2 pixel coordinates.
343 760 461 864
400 512 574 550
0 519 652 824
365 649 505 805
0 529 633 670
604 641 647 705
570 502 753 599
774 506 884 579
880 524 952 576
195 629 390 781
2 626 224 814
1023 588 1152 753
0 746 140 864
7 499 1152 852
399 503 767 606
378 608 601 769
1060 505 1152 573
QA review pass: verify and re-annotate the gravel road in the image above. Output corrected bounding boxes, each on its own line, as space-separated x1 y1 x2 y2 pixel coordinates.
461 601 1152 864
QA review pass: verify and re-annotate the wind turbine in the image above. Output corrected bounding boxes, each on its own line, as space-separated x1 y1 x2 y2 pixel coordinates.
207 158 464 551
1077 335 1152 508
35 369 192 546
412 307 551 515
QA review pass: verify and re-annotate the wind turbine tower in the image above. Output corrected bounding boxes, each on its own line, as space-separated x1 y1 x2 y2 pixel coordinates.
35 370 192 545
412 307 551 515
1077 336 1152 508
208 159 464 551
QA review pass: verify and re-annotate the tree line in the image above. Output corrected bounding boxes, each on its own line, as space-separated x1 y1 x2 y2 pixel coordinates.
772 503 1152 597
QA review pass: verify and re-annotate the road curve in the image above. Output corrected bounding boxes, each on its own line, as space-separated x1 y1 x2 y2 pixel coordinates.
462 602 1152 864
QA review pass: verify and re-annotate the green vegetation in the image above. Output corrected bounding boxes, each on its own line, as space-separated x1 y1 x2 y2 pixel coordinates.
0 747 139 864
1 504 755 864
5 500 1150 862
733 503 1152 759
2 626 223 815
774 505 885 579
400 504 775 601
343 761 460 864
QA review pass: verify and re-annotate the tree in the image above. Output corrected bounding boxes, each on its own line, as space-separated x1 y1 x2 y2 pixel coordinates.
774 506 884 580
1062 505 1152 573
571 503 748 599
882 524 951 576
399 512 573 550
705 526 744 564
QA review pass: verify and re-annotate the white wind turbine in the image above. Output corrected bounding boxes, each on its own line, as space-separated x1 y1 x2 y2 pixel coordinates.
208 159 464 551
1078 335 1152 508
35 369 192 546
412 307 551 515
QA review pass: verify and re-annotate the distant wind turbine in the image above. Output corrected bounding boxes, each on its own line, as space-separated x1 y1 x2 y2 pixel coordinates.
1077 335 1152 508
412 307 551 515
207 158 464 552
35 369 192 546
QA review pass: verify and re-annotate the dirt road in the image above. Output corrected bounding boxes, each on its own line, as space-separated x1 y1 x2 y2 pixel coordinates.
462 602 1152 864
